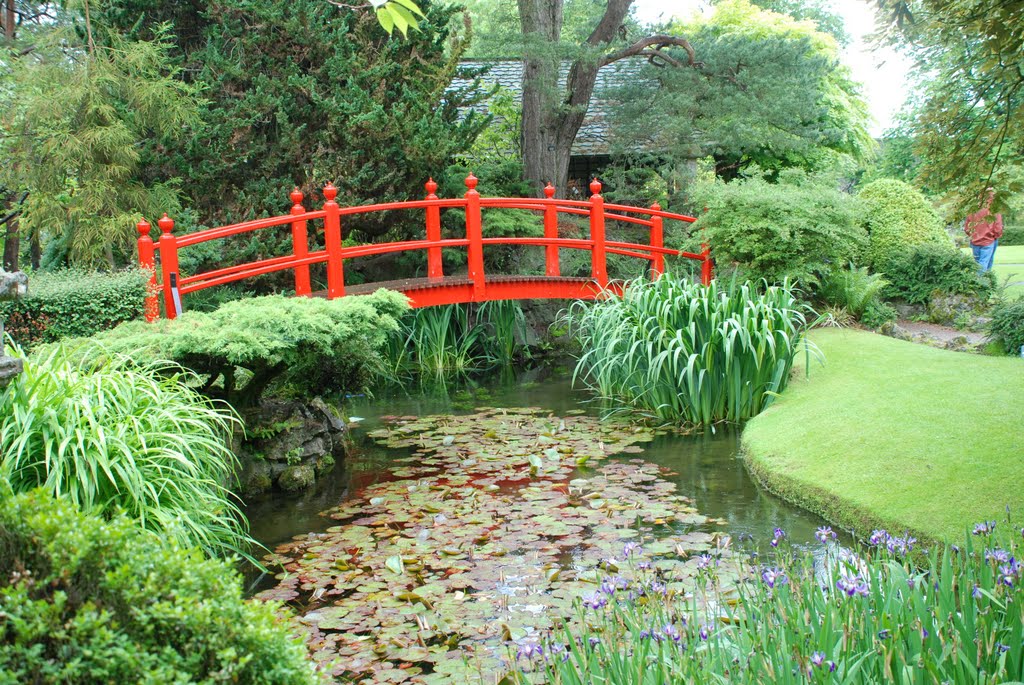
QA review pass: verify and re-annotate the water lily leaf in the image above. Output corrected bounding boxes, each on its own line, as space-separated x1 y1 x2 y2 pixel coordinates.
385 555 405 575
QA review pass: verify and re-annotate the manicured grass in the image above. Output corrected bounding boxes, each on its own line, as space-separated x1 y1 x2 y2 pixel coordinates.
743 328 1024 544
994 244 1024 264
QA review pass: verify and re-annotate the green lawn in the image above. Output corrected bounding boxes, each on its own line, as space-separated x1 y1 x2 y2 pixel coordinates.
962 244 1024 297
743 328 1024 543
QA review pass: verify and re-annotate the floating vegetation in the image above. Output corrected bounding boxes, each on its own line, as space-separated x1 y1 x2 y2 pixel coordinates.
257 408 739 684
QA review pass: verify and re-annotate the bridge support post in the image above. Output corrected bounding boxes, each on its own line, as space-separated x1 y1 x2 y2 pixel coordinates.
650 203 664 279
290 189 312 296
136 219 160 322
701 243 713 285
543 182 560 277
157 214 181 319
464 173 485 299
323 183 345 299
425 178 444 280
589 179 607 288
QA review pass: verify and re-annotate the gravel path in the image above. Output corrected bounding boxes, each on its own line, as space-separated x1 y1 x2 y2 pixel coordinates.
896 321 987 345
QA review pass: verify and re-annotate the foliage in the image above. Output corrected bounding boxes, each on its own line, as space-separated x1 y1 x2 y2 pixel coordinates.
69 291 409 407
882 243 996 305
0 489 320 684
815 264 887 319
858 178 948 271
566 276 810 425
988 298 1024 355
0 345 249 559
859 298 898 329
1001 225 1024 247
0 26 202 267
517 527 1024 684
688 170 867 284
0 268 149 347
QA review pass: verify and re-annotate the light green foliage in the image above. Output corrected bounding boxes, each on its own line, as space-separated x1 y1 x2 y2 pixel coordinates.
0 489 320 684
70 291 409 407
689 170 867 284
858 179 948 271
567 276 810 425
859 298 898 329
0 27 202 267
375 0 425 36
743 328 1024 541
883 243 996 304
988 299 1024 355
526 531 1024 683
0 268 148 347
816 264 887 319
0 345 249 559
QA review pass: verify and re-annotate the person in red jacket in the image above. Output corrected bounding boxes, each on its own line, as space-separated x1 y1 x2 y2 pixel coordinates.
964 187 1003 272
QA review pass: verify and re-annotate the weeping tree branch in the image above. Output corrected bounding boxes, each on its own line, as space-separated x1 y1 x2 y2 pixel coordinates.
600 34 699 69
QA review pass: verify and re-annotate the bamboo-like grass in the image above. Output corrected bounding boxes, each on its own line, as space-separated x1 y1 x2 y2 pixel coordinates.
0 344 251 559
566 276 810 425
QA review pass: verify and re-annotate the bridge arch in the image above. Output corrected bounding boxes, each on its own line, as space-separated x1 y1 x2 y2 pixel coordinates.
136 175 712 320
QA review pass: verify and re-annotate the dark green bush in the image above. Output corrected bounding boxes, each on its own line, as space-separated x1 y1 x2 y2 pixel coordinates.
883 243 996 304
1001 225 1024 246
816 265 887 319
0 488 320 684
689 170 867 284
860 298 898 329
858 179 947 270
0 268 149 347
70 291 409 407
988 298 1024 354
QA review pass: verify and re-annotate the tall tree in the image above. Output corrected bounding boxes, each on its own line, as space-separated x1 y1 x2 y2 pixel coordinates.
516 0 697 194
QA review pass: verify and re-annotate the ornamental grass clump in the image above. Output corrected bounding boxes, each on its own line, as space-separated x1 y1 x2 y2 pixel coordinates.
513 525 1024 684
0 344 250 559
567 276 809 425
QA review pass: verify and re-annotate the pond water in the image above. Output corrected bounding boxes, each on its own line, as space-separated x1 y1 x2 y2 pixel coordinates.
241 363 840 684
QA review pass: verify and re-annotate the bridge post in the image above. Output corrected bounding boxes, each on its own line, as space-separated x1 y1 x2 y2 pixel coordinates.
543 182 559 277
157 214 181 319
425 178 444 280
700 205 713 285
290 189 312 296
136 219 160 322
464 173 485 298
323 183 345 299
649 202 664 278
588 178 607 288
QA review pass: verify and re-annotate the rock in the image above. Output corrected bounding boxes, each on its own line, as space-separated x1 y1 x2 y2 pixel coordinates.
0 270 28 301
0 355 24 387
927 293 987 327
236 460 273 498
278 463 316 492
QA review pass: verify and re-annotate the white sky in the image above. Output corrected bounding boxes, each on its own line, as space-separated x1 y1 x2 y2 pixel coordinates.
631 0 913 136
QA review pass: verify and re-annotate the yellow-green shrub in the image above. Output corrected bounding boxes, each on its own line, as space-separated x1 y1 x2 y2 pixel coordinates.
858 179 948 270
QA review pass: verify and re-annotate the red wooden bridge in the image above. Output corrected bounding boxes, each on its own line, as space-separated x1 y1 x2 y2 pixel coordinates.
136 175 712 320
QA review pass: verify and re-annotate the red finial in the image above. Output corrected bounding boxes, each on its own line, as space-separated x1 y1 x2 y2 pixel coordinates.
136 218 151 237
158 213 174 234
543 182 555 198
323 182 338 203
290 187 304 206
425 177 438 197
650 202 661 211
589 178 602 196
464 173 478 191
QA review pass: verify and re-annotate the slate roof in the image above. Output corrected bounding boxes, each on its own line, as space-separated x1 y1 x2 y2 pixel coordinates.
453 59 648 157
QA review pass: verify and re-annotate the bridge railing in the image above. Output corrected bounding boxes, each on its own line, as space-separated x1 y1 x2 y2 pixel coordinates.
136 174 711 320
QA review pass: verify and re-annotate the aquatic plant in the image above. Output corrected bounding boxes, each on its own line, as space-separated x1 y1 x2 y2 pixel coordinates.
0 344 251 559
566 276 811 425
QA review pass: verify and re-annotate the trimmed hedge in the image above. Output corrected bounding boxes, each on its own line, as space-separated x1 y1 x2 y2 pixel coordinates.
859 179 947 270
0 488 320 684
882 243 996 304
989 298 1024 355
1001 225 1024 246
0 269 149 347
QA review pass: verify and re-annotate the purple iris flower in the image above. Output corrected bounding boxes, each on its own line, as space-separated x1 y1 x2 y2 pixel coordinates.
828 661 837 673
886 535 916 555
816 526 837 543
836 574 869 597
997 643 1011 653
761 567 788 589
986 549 1010 563
662 624 682 643
588 637 600 648
517 642 543 660
549 643 569 662
972 585 983 599
583 592 608 610
696 553 713 570
623 542 643 558
973 521 997 536
699 625 709 641
869 529 890 546
877 629 891 640
810 651 825 667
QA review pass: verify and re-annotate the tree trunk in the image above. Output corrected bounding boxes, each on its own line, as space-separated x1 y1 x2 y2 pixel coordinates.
2 215 18 272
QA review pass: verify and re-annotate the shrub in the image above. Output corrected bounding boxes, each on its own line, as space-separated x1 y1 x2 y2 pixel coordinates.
0 268 149 347
0 345 249 559
883 243 996 304
0 489 320 684
516 528 1024 684
68 291 409 407
1001 225 1024 246
816 264 887 319
859 298 898 329
858 178 947 270
566 276 810 425
689 170 867 284
988 298 1024 355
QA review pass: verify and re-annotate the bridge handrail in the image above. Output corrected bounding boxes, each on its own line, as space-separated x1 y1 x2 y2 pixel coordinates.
136 174 712 320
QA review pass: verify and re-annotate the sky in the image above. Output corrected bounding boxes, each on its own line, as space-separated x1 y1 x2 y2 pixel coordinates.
630 0 913 136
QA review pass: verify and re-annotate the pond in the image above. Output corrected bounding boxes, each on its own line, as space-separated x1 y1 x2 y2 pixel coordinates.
242 363 837 684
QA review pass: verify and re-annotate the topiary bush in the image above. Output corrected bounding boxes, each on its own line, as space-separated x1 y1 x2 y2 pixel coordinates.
0 488 321 684
988 298 1024 355
0 268 149 348
689 170 867 284
882 243 996 304
70 291 409 407
858 179 948 270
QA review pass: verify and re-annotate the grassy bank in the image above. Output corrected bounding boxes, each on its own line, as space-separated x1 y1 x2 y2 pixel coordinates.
743 328 1024 543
